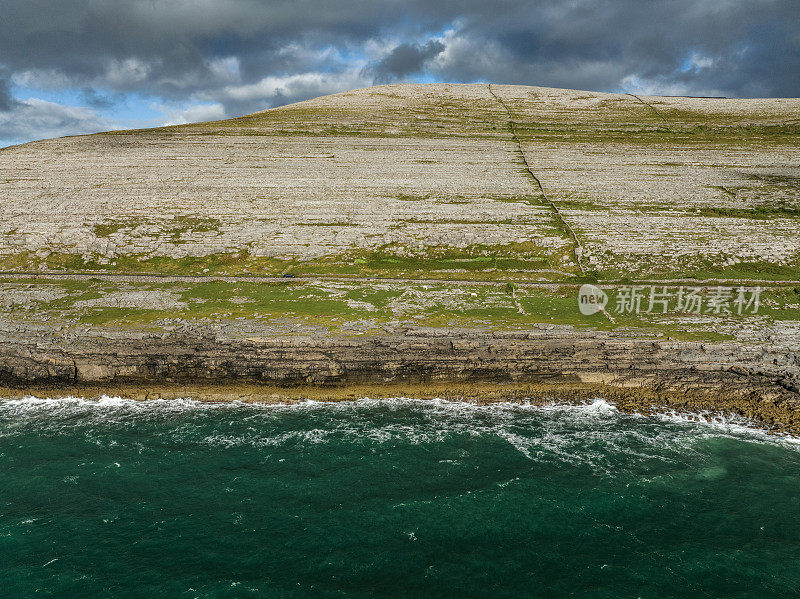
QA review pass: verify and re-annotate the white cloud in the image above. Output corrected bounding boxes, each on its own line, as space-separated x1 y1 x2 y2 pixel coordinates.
209 70 370 106
206 56 241 83
0 98 117 147
156 102 227 125
686 52 715 71
11 68 75 90
618 74 728 97
105 58 152 87
428 28 504 81
619 74 690 96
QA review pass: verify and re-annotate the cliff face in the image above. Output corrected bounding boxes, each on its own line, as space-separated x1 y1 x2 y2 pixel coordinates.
1 331 794 388
2 324 798 430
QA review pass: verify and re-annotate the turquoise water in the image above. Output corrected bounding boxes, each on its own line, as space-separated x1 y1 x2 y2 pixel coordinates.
1 397 799 598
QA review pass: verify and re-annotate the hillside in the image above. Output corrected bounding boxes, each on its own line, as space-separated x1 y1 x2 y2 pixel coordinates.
2 83 799 279
1 83 799 427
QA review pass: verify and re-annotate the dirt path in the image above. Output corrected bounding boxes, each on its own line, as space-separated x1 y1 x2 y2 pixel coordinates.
487 84 586 274
0 271 796 288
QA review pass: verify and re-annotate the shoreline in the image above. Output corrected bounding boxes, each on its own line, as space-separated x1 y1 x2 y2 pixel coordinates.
3 377 799 434
1 325 798 432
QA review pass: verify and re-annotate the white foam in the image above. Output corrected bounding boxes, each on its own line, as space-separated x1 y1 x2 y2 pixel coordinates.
653 407 800 447
1 394 797 458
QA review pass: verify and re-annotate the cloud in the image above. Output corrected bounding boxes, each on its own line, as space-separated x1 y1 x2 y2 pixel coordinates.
683 52 716 72
206 56 241 84
367 40 445 82
0 0 798 144
0 73 12 111
156 102 227 126
618 74 727 98
104 58 152 88
11 68 75 91
0 98 115 147
205 70 372 114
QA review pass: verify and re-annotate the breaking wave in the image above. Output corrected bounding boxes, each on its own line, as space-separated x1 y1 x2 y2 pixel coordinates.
1 395 796 472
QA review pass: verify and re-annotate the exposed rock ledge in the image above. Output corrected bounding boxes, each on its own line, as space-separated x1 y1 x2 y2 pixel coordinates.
1 329 798 433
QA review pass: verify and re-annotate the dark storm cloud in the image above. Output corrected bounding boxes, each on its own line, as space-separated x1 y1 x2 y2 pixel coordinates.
367 40 446 82
1 0 452 94
1 0 798 144
0 69 14 111
3 0 798 99
0 84 11 112
431 0 800 97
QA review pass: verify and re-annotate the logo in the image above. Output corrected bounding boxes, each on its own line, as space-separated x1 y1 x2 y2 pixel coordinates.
575 284 762 317
578 284 608 316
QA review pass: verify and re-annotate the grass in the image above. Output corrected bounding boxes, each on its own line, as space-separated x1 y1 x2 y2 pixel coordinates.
583 247 800 283
7 91 799 287
513 123 800 147
79 307 171 325
657 259 800 282
102 87 800 150
6 277 796 345
93 219 143 237
93 216 222 240
2 232 798 289
0 247 570 280
694 205 800 219
292 242 574 278
164 216 222 241
3 242 797 285
0 249 292 277
176 281 360 321
549 199 605 211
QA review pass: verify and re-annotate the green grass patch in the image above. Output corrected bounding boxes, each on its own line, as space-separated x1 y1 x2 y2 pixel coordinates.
93 218 144 237
664 259 800 282
78 307 171 325
163 216 222 241
6 276 796 345
694 204 800 219
296 242 572 278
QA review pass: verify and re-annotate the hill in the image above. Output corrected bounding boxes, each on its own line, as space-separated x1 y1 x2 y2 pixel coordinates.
2 83 799 279
0 84 798 428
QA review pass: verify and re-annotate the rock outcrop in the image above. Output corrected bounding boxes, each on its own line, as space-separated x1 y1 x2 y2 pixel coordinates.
1 325 798 431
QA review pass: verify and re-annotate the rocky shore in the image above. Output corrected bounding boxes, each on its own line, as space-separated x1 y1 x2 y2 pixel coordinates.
2 324 798 432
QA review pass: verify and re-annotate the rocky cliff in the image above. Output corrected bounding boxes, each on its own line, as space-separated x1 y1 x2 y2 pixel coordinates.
2 321 798 430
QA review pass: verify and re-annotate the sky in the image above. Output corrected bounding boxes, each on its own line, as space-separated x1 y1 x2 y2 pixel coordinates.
1 0 798 147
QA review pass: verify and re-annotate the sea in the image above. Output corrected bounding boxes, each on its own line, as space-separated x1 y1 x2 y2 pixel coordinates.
1 396 799 598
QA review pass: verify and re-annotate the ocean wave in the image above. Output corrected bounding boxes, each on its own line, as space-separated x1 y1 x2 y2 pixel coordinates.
1 395 797 462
